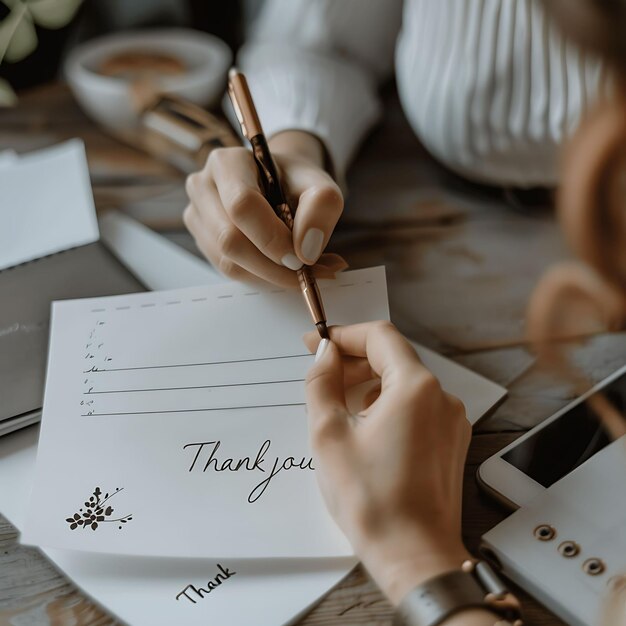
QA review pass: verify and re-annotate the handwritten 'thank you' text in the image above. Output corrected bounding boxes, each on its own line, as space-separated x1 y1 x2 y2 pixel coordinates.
176 564 236 604
182 439 314 503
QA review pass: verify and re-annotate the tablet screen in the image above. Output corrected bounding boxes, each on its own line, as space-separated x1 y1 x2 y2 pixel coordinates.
502 371 626 487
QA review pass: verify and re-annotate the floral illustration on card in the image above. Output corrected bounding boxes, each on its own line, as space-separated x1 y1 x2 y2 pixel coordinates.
65 486 133 531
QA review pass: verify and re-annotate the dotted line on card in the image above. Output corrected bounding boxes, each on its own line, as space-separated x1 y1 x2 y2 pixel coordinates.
89 279 375 314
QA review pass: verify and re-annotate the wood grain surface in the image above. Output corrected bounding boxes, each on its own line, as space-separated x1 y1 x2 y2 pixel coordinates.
2 82 622 626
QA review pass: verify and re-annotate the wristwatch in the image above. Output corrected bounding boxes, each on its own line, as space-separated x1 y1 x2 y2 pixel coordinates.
393 558 523 626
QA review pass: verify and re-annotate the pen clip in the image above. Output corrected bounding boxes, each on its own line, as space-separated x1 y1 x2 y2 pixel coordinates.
227 69 263 140
227 82 248 139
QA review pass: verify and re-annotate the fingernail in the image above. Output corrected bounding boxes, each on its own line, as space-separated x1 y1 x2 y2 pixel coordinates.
301 228 325 264
315 338 329 362
281 253 303 271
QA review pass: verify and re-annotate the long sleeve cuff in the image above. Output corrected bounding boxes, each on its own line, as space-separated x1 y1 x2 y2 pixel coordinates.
236 42 381 180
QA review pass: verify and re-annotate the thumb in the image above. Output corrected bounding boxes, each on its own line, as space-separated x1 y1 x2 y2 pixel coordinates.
305 339 349 443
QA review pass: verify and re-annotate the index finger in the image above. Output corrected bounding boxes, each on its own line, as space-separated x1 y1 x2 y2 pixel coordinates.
208 148 301 270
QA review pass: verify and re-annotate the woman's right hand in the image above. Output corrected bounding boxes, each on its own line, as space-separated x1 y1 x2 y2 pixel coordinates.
183 130 348 287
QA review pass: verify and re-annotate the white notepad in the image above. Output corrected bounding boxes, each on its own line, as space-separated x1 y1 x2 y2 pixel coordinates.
23 268 391 558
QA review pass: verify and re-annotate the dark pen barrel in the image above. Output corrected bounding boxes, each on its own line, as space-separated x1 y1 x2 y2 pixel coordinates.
249 134 294 227
228 69 329 339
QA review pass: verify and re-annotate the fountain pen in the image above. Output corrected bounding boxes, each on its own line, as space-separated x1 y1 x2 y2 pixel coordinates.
227 68 329 339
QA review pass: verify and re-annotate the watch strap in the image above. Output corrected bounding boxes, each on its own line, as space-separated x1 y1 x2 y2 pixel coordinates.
393 560 522 626
393 569 487 626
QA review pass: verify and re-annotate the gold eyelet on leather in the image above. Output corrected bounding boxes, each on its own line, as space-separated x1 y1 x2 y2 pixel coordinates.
582 558 605 576
558 541 580 558
533 524 556 541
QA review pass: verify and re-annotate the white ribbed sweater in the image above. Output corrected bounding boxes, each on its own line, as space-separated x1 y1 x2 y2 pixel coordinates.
238 0 601 186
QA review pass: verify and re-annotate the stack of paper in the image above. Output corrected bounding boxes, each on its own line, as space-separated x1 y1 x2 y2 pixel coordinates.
0 155 508 624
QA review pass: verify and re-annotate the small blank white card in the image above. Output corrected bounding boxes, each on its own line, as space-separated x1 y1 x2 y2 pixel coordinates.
0 140 99 270
23 268 391 558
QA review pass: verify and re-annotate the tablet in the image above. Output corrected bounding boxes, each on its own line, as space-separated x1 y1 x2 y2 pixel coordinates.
477 364 626 509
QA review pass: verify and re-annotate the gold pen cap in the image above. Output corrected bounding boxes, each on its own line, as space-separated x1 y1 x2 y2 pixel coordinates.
227 67 263 140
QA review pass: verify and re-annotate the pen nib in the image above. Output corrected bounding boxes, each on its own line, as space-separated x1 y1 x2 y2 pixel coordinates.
316 322 330 340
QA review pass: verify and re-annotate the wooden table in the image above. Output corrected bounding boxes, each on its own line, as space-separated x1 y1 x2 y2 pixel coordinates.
1 83 624 625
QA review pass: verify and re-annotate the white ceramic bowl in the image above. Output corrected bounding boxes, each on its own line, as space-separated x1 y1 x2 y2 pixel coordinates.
64 29 232 132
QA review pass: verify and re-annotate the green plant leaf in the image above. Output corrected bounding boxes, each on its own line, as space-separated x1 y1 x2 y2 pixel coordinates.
26 0 83 29
0 78 18 107
0 4 38 63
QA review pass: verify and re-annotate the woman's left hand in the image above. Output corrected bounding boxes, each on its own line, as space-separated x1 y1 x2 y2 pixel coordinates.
303 322 472 604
